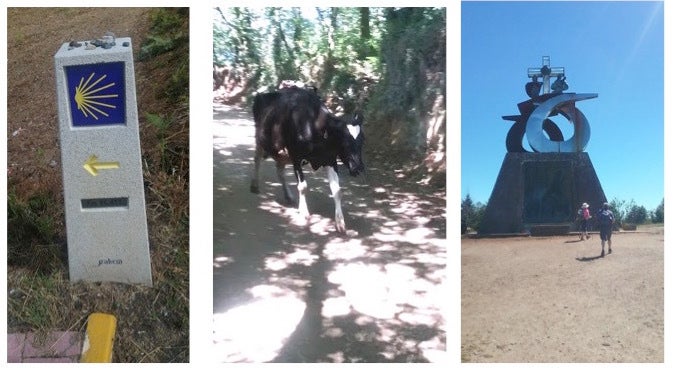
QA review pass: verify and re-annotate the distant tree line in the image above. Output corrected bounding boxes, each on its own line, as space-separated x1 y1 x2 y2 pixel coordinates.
461 194 664 234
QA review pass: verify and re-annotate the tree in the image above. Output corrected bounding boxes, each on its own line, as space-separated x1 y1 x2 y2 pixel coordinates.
461 194 474 234
609 197 629 226
212 7 445 183
214 7 261 67
368 7 446 177
651 199 664 223
461 194 486 233
213 7 264 100
315 7 339 90
358 7 373 60
625 204 648 224
214 7 386 100
472 203 486 233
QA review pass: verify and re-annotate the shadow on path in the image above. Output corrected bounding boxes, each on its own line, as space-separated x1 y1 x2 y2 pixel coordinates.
575 254 604 262
212 104 446 363
565 239 584 244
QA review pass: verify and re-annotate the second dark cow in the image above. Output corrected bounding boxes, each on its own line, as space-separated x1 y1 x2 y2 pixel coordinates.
250 87 365 233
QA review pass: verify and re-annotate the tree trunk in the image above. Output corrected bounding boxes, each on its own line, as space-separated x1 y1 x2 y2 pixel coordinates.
358 7 371 60
317 7 339 89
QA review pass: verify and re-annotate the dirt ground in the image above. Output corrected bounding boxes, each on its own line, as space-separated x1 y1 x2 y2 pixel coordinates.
212 104 447 363
461 228 664 363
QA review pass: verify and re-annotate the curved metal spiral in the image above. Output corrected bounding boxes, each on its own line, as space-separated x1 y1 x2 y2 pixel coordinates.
504 93 597 153
525 93 597 152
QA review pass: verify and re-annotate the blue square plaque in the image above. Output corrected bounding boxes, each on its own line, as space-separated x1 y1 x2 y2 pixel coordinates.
66 62 126 127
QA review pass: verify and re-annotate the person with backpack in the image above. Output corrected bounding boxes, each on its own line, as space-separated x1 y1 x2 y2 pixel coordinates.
597 202 615 257
578 202 591 240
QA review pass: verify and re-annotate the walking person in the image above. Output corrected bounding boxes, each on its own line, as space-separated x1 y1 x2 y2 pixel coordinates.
578 202 591 240
597 202 615 257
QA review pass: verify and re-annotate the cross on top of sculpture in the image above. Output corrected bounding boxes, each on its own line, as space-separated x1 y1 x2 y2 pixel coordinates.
503 56 598 153
527 56 567 95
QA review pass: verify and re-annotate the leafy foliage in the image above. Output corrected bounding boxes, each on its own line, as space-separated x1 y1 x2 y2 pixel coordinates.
140 8 189 101
651 199 664 223
608 197 629 225
214 7 384 99
214 7 262 67
463 195 660 231
461 194 486 233
140 8 190 178
213 7 446 184
7 191 56 247
625 204 648 224
609 197 662 225
372 8 445 120
7 190 62 273
139 8 189 60
365 7 446 177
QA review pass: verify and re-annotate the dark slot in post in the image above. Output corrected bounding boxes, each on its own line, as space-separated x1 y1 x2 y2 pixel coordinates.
81 197 129 210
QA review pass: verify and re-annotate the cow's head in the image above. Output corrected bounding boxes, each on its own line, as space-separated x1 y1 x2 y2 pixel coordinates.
340 113 365 176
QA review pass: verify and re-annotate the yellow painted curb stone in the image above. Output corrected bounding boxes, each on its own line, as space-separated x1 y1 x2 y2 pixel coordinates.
80 313 117 363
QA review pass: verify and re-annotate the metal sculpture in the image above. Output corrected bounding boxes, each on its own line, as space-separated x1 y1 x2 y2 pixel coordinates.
503 56 597 153
479 56 607 234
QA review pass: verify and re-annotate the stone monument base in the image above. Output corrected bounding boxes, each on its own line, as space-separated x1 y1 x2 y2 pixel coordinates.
479 152 607 235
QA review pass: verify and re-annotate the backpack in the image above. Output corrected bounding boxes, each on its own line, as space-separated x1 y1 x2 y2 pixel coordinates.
598 209 613 226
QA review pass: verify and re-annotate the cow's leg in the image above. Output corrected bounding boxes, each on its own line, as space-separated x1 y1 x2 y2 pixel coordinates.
327 165 346 233
294 163 310 220
250 144 263 194
276 161 294 203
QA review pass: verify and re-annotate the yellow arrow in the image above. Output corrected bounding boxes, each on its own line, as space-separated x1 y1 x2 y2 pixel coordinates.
83 155 120 176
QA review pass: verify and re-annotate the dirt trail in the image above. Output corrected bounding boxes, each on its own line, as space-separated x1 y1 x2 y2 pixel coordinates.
212 104 446 363
462 229 664 363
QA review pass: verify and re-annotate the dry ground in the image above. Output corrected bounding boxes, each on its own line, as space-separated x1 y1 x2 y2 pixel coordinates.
461 227 664 363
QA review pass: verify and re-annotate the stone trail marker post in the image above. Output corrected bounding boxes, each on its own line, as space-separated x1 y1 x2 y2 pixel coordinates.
54 34 152 285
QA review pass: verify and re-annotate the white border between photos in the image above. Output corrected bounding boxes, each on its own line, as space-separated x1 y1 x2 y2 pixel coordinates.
1 1 671 367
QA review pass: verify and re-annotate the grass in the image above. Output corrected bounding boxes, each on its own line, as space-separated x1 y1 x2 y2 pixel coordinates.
6 8 190 363
636 222 664 228
636 222 665 233
7 191 63 274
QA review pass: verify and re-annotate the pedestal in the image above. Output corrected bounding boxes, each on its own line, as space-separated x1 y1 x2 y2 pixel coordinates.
479 152 607 234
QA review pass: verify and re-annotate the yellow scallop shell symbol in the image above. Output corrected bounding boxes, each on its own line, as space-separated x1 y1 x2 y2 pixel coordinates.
74 72 119 120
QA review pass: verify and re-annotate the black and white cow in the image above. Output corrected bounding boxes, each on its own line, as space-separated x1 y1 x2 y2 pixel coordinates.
249 86 365 233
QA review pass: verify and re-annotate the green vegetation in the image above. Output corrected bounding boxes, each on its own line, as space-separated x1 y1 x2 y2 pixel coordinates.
140 8 189 59
608 197 661 226
625 203 648 224
214 7 446 184
461 194 486 234
7 190 56 248
7 190 62 273
140 8 189 102
651 199 664 223
461 195 664 234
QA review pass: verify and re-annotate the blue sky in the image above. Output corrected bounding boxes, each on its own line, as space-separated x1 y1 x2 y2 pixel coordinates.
461 1 664 211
